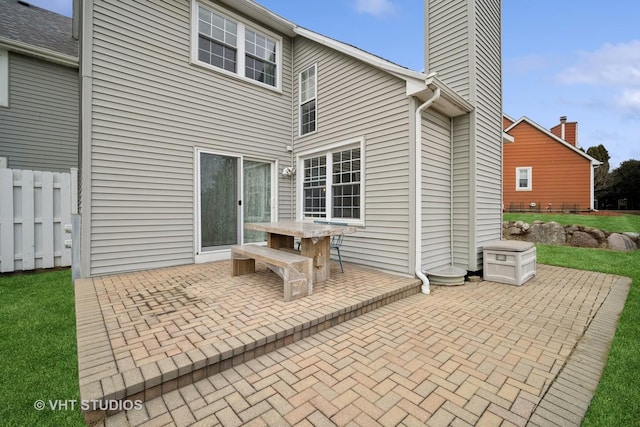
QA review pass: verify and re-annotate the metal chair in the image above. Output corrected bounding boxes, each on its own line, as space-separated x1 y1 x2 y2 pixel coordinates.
296 220 347 272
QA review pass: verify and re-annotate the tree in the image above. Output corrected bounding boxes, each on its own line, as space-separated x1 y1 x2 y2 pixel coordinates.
586 144 611 200
609 159 640 209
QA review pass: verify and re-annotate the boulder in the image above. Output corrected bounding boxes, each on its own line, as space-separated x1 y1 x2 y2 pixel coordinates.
526 222 566 245
623 232 639 241
570 231 599 248
607 233 637 251
508 226 522 235
589 229 606 241
566 225 579 234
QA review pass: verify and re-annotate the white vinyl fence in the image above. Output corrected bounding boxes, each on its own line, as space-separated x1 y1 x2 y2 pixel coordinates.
0 168 77 273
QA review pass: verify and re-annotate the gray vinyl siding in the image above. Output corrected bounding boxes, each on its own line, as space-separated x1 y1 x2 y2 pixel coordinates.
292 38 412 275
426 0 502 270
425 0 470 98
87 0 293 275
452 113 470 267
472 0 502 267
0 53 78 172
421 109 452 270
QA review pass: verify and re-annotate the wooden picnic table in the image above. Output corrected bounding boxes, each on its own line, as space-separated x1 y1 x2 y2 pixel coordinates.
244 221 357 283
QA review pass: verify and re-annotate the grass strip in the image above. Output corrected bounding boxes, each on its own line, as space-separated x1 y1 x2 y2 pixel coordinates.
0 269 84 426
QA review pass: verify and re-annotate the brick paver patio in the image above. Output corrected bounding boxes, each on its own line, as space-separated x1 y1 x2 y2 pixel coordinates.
77 261 631 426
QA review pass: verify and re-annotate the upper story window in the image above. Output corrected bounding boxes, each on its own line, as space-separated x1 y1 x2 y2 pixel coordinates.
197 8 238 73
299 139 364 224
299 64 317 135
0 49 8 107
516 167 532 191
192 1 281 90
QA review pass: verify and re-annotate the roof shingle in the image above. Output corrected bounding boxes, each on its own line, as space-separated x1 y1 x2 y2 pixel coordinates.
0 0 77 57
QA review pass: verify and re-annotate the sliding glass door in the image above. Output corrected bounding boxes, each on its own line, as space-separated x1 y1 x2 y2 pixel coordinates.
200 153 240 250
243 160 271 243
198 151 272 252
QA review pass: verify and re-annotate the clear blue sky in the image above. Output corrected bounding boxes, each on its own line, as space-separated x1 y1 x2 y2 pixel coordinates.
31 0 639 168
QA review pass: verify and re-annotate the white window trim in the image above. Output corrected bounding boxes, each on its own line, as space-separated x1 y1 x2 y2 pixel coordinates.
190 0 283 92
0 49 8 107
299 63 317 137
516 167 532 191
296 137 366 226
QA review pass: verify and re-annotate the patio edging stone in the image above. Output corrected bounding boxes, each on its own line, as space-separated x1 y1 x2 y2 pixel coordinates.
75 272 421 423
527 276 632 426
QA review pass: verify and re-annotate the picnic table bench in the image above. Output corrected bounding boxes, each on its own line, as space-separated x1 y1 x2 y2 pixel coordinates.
231 245 313 301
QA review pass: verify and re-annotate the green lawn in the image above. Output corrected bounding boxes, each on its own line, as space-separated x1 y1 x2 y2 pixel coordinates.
503 212 640 234
505 212 639 426
0 270 84 427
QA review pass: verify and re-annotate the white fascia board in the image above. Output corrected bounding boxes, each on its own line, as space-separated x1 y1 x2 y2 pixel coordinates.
503 131 515 144
506 116 601 164
214 0 297 36
407 75 473 118
294 27 426 81
503 113 517 123
0 37 78 68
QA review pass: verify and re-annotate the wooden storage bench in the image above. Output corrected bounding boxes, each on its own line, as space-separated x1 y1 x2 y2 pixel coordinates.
231 245 314 301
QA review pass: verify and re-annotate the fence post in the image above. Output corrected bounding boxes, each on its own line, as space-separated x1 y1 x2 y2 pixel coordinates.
0 168 14 272
70 167 78 215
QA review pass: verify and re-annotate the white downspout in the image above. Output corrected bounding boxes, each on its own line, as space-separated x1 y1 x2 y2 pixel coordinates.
415 83 441 294
591 162 598 211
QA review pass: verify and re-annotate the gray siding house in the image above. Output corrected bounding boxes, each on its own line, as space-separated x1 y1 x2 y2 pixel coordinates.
77 0 503 285
0 0 79 172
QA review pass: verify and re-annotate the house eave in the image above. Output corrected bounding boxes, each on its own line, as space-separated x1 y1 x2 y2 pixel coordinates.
294 27 426 80
505 116 601 165
0 36 78 68
215 0 297 36
503 132 515 144
407 75 473 118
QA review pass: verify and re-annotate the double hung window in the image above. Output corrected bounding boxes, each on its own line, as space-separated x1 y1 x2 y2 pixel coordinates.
516 167 532 191
301 143 362 222
194 2 281 89
299 64 317 135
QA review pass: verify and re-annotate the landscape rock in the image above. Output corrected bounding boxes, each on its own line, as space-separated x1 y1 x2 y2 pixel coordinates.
623 232 639 242
503 220 637 251
570 231 599 248
508 226 522 235
526 222 566 245
589 229 606 241
607 233 637 251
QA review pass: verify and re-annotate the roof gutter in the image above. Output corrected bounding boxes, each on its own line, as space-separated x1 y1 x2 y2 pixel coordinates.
415 75 441 294
0 37 78 68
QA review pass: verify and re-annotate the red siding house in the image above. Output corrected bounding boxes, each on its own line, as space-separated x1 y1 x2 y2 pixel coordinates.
503 115 601 213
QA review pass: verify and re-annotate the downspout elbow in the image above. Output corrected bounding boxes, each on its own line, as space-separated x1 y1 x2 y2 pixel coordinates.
416 268 431 294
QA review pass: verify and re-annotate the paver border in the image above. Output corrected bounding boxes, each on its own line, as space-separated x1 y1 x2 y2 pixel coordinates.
528 276 632 426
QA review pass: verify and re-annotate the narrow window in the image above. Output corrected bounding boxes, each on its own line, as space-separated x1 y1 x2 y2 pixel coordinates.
0 49 8 107
516 167 532 191
299 64 317 135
